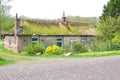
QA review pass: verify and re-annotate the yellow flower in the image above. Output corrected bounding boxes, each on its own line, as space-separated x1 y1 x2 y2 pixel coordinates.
45 45 60 54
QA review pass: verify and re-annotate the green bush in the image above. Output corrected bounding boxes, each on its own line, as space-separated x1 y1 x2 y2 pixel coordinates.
64 45 70 52
90 41 109 52
24 43 44 55
60 48 66 54
109 42 120 50
73 42 88 53
34 44 44 53
80 46 88 53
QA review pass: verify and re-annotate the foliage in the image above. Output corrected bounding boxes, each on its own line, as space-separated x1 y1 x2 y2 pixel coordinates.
0 0 13 38
0 0 12 16
112 17 120 42
101 0 120 19
24 43 44 55
73 42 88 53
90 41 110 52
98 17 116 41
89 40 120 52
64 45 70 52
98 16 120 50
99 0 120 50
45 45 60 55
111 42 120 50
1 16 14 31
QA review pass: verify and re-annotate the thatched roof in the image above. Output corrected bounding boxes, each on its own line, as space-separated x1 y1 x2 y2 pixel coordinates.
7 18 97 36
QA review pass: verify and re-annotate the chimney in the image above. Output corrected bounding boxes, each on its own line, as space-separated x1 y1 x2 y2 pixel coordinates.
14 13 20 36
61 11 66 23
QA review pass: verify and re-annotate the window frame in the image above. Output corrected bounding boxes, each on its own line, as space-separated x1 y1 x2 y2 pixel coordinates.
56 36 64 47
81 36 87 45
31 36 39 44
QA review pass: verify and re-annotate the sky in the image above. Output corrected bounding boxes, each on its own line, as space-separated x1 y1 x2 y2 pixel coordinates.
9 0 110 19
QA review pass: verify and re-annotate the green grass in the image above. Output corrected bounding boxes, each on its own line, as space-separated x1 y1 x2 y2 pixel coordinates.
0 43 120 66
0 57 14 66
0 43 15 66
0 44 39 66
71 50 120 58
33 50 120 58
0 44 4 49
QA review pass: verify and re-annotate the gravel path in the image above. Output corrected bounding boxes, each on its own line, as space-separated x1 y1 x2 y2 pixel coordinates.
0 56 120 80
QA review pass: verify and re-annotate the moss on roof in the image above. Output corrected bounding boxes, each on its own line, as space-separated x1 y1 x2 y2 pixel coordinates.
6 19 96 36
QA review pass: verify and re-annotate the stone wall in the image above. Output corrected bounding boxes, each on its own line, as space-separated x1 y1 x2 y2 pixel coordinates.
4 36 18 52
17 35 31 52
4 35 95 52
64 36 80 45
40 36 56 46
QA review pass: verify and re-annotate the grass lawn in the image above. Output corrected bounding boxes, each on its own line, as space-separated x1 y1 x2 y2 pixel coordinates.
71 50 120 58
0 43 120 66
0 57 14 66
0 44 39 66
40 50 120 58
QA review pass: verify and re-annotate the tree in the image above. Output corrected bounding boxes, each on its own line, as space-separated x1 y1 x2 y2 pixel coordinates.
101 0 120 19
98 0 120 50
0 0 13 39
98 17 117 40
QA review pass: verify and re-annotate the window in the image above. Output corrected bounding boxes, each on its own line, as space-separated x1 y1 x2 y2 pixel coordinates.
81 36 87 45
56 37 63 47
31 36 39 44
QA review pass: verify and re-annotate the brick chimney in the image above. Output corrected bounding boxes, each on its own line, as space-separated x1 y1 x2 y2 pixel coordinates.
61 11 66 23
14 13 20 36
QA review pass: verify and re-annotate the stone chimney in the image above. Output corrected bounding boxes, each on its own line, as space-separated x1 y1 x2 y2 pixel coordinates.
61 11 66 23
14 13 20 36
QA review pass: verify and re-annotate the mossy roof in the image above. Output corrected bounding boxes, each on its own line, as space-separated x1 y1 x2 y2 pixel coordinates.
7 19 97 36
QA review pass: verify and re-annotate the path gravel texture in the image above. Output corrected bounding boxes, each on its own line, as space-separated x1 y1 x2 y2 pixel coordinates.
0 56 120 80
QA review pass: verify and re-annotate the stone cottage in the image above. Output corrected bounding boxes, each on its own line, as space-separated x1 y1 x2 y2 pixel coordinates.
4 13 96 52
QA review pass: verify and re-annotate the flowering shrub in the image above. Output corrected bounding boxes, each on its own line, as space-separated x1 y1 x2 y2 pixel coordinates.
45 45 60 55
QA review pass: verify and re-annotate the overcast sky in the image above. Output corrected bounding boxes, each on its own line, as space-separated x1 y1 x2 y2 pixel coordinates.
9 0 110 19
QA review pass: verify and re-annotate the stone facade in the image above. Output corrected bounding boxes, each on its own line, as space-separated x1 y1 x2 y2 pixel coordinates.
4 35 18 52
4 35 94 52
